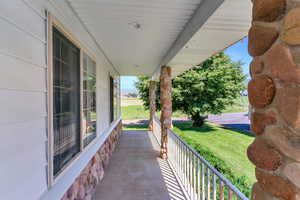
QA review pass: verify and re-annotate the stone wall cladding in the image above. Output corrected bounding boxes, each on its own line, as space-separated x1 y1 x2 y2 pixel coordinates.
248 0 300 199
61 121 122 200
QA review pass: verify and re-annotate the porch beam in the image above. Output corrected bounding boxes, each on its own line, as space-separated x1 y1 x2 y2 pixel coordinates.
152 0 224 80
247 0 300 199
160 66 172 160
149 81 157 131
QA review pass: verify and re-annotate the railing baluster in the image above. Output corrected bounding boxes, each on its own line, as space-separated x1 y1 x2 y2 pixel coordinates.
189 150 192 199
202 163 205 200
207 168 211 200
184 145 187 189
189 151 193 199
229 189 233 200
192 152 194 199
220 181 224 200
189 149 191 198
180 139 182 181
192 154 197 199
213 174 217 200
176 137 178 173
197 156 199 200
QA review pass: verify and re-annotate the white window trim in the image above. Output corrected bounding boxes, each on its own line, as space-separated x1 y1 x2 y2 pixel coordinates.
46 11 99 188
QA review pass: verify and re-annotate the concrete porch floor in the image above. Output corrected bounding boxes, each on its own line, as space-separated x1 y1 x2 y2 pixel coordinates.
93 130 188 200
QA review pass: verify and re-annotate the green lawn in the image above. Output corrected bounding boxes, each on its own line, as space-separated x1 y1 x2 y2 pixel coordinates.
121 105 185 120
121 105 149 120
121 97 143 106
172 122 255 183
123 123 149 130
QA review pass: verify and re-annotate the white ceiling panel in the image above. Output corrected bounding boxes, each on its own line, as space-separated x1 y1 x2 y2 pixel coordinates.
68 0 203 75
67 0 251 78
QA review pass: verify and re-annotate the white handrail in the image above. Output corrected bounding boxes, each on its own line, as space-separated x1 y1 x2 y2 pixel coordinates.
152 116 249 200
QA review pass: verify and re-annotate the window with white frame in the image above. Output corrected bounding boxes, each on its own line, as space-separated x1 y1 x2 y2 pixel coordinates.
83 53 97 147
51 27 97 177
52 27 81 176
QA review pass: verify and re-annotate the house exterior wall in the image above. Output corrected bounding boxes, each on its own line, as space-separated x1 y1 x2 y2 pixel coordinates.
0 1 121 200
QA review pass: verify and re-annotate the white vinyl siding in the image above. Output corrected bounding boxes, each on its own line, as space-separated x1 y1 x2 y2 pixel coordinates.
0 1 47 199
0 0 120 200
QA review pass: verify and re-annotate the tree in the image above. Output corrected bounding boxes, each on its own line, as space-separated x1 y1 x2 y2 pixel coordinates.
136 53 247 127
135 76 161 110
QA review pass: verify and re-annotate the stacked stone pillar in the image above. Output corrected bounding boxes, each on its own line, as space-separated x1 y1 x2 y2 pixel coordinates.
149 81 157 131
160 66 172 160
247 0 300 199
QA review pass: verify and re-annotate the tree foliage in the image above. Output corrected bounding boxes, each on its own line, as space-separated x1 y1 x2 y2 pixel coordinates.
135 53 246 127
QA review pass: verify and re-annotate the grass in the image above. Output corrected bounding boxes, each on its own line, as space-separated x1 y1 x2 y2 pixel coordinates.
121 105 149 120
123 123 148 130
123 122 255 196
121 105 185 120
172 122 255 183
121 97 143 106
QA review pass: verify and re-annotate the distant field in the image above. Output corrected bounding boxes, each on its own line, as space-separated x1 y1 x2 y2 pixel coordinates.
121 105 185 120
121 97 143 106
121 96 249 120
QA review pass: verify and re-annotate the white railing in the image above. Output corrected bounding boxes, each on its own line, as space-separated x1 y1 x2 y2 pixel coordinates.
152 116 248 200
153 115 161 144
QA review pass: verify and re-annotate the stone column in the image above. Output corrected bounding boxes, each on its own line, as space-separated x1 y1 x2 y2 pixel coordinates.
160 66 172 160
149 81 157 131
247 0 300 199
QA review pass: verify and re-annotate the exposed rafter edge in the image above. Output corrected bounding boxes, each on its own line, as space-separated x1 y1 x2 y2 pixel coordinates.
151 0 224 80
65 0 120 75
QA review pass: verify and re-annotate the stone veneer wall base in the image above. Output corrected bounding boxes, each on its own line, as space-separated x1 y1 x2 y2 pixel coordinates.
60 121 122 200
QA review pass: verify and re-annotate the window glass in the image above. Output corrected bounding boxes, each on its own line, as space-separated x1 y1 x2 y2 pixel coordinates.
109 76 120 122
53 28 81 176
83 53 97 147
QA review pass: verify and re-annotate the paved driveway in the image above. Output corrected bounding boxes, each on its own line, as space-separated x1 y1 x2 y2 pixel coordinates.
207 112 250 132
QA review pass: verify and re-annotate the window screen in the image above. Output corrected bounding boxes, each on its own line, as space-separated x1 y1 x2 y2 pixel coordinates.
83 53 97 147
53 27 81 176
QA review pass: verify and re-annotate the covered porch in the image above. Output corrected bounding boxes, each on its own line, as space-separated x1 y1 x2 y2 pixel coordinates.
93 113 251 200
94 129 187 200
1 0 300 199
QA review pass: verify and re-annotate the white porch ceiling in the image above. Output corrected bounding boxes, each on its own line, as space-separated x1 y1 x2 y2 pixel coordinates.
68 0 251 78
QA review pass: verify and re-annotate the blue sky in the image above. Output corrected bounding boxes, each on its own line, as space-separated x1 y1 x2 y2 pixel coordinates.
121 37 252 93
